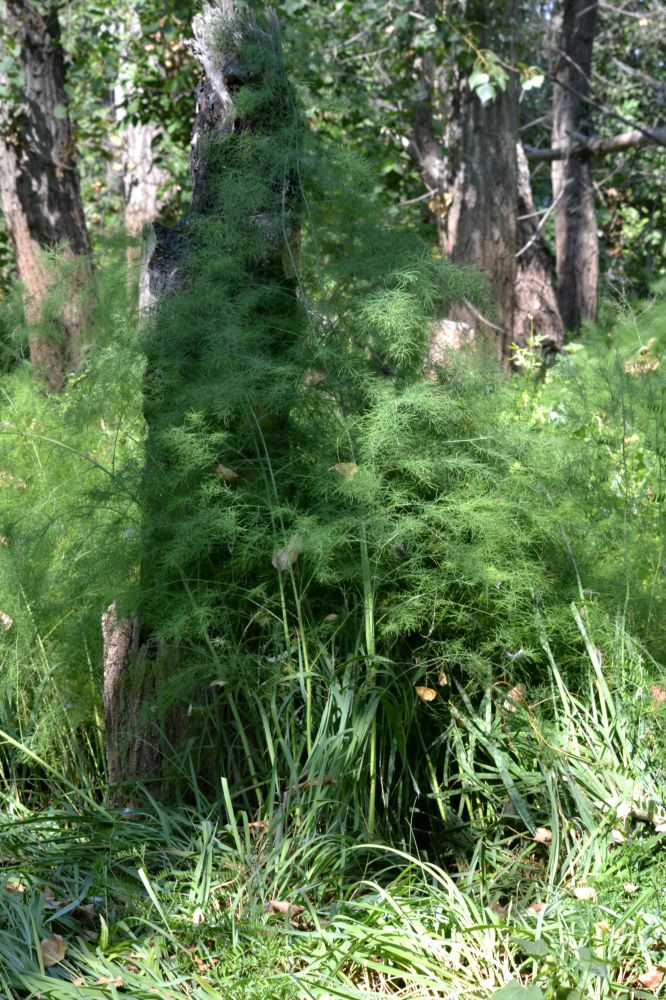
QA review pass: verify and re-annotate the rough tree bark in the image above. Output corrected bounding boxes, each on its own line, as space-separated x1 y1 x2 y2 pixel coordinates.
514 142 564 355
112 10 169 238
437 3 518 360
101 604 157 792
103 1 299 795
551 0 599 331
0 0 91 391
119 120 168 236
408 1 563 360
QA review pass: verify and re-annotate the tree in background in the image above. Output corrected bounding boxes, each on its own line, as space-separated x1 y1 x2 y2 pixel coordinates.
63 0 197 238
408 0 522 358
0 0 91 391
275 0 665 346
407 0 565 357
551 0 599 330
1 0 664 372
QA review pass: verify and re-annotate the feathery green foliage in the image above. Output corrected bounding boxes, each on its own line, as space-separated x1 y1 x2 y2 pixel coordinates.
134 15 616 823
0 11 665 998
0 243 142 765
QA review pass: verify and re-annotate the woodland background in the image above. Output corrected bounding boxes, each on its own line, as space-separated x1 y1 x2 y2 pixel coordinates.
0 2 665 999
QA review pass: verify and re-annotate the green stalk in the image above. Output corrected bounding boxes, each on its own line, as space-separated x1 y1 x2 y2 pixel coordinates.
289 573 314 758
252 413 314 758
360 523 377 835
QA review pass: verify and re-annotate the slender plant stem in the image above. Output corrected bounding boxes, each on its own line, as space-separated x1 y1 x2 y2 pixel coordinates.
360 523 377 835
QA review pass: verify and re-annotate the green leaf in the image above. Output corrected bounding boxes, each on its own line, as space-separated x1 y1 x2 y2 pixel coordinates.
52 102 68 120
492 981 545 999
468 69 490 90
474 81 496 104
522 73 545 92
576 946 610 978
514 938 549 958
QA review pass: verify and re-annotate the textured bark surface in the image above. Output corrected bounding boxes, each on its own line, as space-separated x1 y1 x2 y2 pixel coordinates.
112 12 169 239
120 120 169 236
409 1 519 360
551 0 599 331
0 1 91 391
102 604 160 796
514 143 564 355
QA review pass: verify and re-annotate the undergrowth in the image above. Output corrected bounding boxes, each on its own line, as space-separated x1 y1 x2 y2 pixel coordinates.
1 622 666 999
0 8 665 999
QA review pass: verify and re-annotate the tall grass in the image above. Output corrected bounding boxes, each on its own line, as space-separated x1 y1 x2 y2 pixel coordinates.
1 601 665 998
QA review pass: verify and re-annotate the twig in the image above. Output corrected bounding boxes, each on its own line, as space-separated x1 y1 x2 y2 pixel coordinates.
461 298 504 334
515 181 569 260
398 190 435 208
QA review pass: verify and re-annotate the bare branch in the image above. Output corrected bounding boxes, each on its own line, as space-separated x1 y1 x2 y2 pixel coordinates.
515 181 569 259
610 57 666 96
552 70 666 148
461 297 504 335
525 125 666 161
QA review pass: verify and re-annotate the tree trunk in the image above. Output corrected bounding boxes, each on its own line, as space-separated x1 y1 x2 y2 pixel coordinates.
551 0 599 331
440 12 518 360
0 1 91 391
514 143 564 356
102 604 161 796
119 121 169 236
409 1 520 360
112 8 169 239
103 2 301 796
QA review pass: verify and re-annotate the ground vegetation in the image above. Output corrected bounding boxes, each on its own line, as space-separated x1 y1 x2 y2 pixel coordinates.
0 3 664 998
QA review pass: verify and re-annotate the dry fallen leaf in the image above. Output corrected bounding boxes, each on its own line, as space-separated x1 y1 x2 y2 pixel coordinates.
652 685 666 710
215 462 241 481
192 907 205 925
615 799 632 820
266 900 305 918
610 827 626 844
96 976 123 988
415 685 437 702
503 683 526 712
573 885 597 901
41 888 60 910
40 934 67 967
329 462 358 481
625 354 660 375
4 880 26 893
297 774 337 790
624 882 638 894
0 610 13 631
438 668 449 687
528 901 546 914
637 968 664 992
534 827 553 844
271 535 303 572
